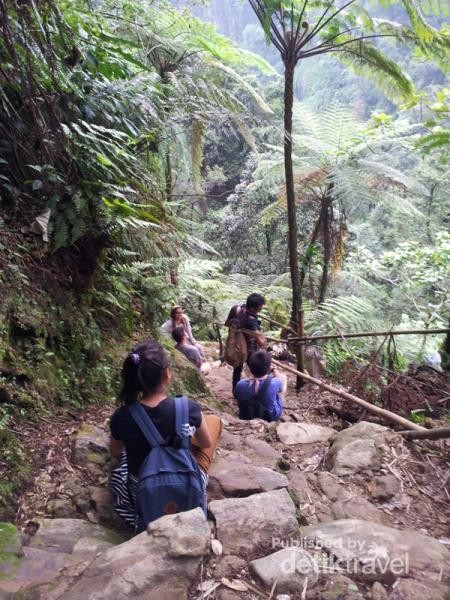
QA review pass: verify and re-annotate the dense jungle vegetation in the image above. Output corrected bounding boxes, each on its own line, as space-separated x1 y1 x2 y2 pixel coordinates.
0 0 449 513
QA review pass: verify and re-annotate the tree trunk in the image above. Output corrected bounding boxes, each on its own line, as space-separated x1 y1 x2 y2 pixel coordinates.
318 192 332 304
284 61 301 328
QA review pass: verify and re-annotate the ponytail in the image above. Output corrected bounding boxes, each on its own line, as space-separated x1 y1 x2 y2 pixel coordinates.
118 341 169 405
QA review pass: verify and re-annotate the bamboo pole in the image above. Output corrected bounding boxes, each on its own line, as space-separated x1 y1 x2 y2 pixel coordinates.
214 322 450 345
213 323 280 343
271 359 426 432
289 328 450 343
258 313 299 337
399 426 450 441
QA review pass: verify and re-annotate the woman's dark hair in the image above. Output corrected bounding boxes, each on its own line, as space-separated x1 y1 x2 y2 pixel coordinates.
119 341 169 405
172 326 186 344
247 350 272 378
170 305 183 320
246 293 265 310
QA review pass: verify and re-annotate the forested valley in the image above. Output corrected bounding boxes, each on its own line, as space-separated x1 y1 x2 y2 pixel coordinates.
0 0 449 598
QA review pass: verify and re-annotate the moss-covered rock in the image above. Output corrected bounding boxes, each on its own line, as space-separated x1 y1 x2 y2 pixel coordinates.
160 339 212 402
0 431 30 520
0 522 22 580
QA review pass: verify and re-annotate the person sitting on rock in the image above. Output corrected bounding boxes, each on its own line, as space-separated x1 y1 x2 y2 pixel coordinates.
172 325 204 370
234 350 286 423
108 340 221 528
161 305 206 361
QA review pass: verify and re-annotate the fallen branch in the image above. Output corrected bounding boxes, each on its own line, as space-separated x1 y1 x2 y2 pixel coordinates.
271 359 426 432
399 427 450 441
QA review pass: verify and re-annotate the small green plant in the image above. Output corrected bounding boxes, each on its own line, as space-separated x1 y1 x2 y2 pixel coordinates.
409 409 427 425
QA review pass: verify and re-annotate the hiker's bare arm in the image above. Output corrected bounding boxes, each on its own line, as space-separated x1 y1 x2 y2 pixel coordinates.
191 414 212 448
254 331 266 347
110 436 124 458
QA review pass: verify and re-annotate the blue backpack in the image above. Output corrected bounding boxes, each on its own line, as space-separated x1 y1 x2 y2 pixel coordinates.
128 396 206 533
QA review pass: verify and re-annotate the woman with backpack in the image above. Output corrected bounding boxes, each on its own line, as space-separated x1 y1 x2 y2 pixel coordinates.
109 340 221 531
161 305 206 360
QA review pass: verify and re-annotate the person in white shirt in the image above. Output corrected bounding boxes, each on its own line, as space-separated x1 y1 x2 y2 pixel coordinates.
161 305 206 360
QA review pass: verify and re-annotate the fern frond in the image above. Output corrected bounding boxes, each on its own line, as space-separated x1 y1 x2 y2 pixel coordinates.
206 60 274 115
231 116 258 153
416 130 450 152
334 39 415 103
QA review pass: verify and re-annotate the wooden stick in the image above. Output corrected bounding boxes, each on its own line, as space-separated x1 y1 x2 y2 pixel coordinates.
271 359 426 432
296 309 305 390
214 322 281 343
289 328 450 342
213 322 223 356
259 313 299 337
400 427 450 441
214 323 449 345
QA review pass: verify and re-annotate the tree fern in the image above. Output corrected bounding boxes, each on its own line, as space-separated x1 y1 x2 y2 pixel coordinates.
191 118 205 193
335 39 414 103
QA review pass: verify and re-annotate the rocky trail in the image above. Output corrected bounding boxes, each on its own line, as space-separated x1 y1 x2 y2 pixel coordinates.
1 345 449 599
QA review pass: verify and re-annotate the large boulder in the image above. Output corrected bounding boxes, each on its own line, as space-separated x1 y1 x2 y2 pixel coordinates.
250 547 319 593
330 497 391 526
301 519 450 587
0 523 22 583
209 455 288 497
277 422 335 445
209 488 298 556
88 486 130 532
217 430 281 469
324 422 396 476
389 577 450 599
288 471 352 524
27 518 124 554
0 547 68 596
64 508 210 600
0 519 122 598
72 424 110 467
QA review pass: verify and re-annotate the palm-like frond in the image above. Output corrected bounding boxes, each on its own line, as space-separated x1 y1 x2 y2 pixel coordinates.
335 39 415 103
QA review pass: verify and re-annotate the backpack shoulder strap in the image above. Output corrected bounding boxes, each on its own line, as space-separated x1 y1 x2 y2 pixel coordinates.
174 395 190 449
128 402 164 448
254 376 273 404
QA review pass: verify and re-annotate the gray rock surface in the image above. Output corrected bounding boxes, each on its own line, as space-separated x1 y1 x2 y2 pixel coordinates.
0 547 68 596
28 518 123 554
209 489 299 555
88 486 129 532
72 424 109 466
371 581 388 600
370 475 400 501
250 547 319 592
331 496 390 525
301 518 450 585
389 577 450 599
277 422 335 445
325 422 395 476
64 508 210 600
209 456 288 496
218 430 281 468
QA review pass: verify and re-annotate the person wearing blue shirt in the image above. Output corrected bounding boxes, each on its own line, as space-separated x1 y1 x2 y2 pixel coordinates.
234 350 286 422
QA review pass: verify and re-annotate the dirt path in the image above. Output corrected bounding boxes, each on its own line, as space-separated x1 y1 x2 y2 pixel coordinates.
203 350 450 541
7 345 450 544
